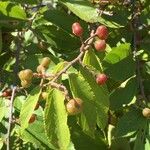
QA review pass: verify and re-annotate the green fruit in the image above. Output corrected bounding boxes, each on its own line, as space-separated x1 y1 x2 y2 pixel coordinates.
19 69 33 81
40 57 51 68
18 70 25 80
66 98 83 115
21 80 31 88
37 65 45 74
23 69 33 80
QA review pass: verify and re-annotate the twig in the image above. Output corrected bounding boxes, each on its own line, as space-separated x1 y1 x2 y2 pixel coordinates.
6 33 21 150
50 82 70 100
6 86 17 150
51 51 85 82
131 0 147 102
50 31 95 83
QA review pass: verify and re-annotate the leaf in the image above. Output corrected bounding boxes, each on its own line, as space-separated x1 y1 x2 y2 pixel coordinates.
35 24 80 54
20 87 41 131
104 55 136 81
52 61 68 74
70 120 107 150
110 77 137 110
69 73 97 136
60 0 128 28
44 88 70 150
83 49 103 72
133 130 146 150
0 2 26 20
43 9 79 34
0 29 2 53
79 66 109 129
19 114 55 149
115 109 147 137
0 99 5 122
103 43 131 64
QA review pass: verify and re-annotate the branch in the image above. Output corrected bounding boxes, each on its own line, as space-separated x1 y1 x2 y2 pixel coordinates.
131 0 147 102
50 31 96 83
6 86 17 150
6 33 21 150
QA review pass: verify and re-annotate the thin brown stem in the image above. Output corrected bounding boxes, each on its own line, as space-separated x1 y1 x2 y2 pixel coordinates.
6 86 17 150
132 0 147 102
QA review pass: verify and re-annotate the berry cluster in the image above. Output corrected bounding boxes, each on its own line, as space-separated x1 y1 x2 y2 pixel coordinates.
17 23 109 118
72 22 108 85
18 57 51 88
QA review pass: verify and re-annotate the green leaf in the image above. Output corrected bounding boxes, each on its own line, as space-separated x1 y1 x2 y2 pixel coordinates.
69 73 97 136
103 44 135 81
0 29 2 53
0 99 5 122
35 24 80 54
83 49 103 72
110 77 137 110
79 66 109 129
60 0 127 28
18 114 55 149
20 87 41 131
104 55 136 81
44 88 70 150
43 9 78 34
70 120 107 150
0 2 26 20
133 130 146 150
104 43 131 64
115 109 147 137
52 61 68 74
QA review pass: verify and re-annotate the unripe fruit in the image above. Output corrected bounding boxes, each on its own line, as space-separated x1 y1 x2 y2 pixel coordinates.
19 69 33 81
18 70 25 80
96 25 108 40
72 22 83 37
40 57 51 68
21 80 31 88
66 98 83 115
96 73 108 85
142 108 150 118
23 69 33 80
94 40 106 51
37 65 45 74
29 114 36 124
41 92 48 100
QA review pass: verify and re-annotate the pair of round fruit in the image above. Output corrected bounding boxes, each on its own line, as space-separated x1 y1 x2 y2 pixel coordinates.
72 22 108 51
18 69 33 88
37 57 51 74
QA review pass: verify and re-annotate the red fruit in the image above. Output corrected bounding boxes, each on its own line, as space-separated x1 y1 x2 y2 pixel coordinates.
94 40 106 51
29 114 36 124
2 89 12 97
96 73 108 85
96 25 108 40
72 22 83 37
